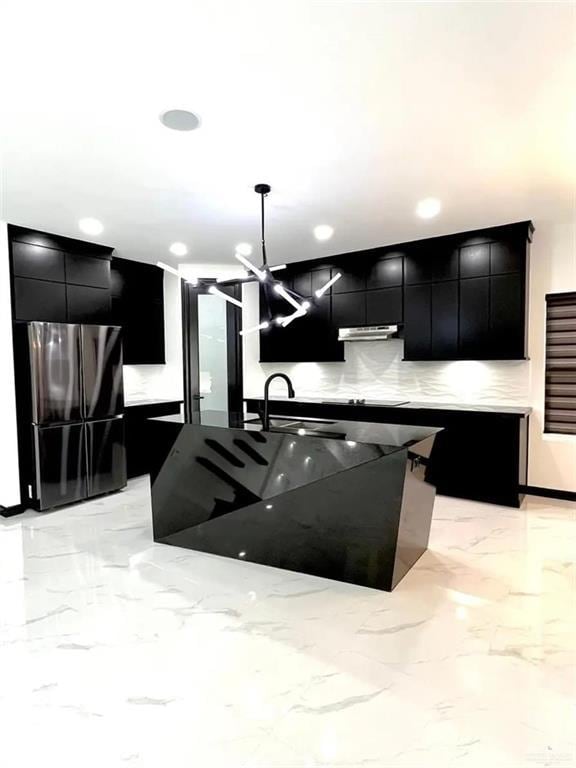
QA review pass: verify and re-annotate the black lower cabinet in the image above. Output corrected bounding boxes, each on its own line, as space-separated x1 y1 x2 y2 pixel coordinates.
124 401 182 477
244 398 529 508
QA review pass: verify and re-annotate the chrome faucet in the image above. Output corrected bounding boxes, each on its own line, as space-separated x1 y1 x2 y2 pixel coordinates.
261 373 295 431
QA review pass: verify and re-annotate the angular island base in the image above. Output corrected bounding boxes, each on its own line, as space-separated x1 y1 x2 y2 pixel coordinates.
148 412 441 592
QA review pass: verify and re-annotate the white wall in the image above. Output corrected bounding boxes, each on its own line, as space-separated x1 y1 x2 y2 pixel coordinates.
526 212 576 491
243 215 576 492
122 271 183 403
0 222 21 508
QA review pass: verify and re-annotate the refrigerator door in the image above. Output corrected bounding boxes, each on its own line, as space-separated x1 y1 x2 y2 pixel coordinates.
28 322 82 425
81 325 124 419
34 423 87 510
86 416 127 498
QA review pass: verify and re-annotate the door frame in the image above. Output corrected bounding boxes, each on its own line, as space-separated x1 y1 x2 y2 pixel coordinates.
181 282 244 421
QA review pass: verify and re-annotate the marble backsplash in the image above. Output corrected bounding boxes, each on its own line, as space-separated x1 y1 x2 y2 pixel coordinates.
243 338 530 406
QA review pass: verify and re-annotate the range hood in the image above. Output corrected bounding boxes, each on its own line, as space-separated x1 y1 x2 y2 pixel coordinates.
338 325 399 342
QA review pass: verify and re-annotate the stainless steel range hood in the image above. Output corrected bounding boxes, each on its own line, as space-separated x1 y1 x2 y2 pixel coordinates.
338 325 399 342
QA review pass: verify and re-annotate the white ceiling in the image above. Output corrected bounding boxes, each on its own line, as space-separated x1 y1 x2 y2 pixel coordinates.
1 1 574 271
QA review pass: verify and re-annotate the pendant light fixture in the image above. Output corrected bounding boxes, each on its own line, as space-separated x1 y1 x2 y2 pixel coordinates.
157 184 341 335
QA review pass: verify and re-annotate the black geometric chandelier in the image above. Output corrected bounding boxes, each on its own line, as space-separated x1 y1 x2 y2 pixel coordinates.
158 183 341 336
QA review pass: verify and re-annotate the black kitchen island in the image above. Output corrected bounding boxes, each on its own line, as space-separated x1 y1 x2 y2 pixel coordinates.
148 411 441 591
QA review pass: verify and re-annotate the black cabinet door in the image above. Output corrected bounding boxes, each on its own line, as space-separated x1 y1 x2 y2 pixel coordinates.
431 281 459 358
259 285 343 362
366 257 403 289
65 254 111 288
490 241 524 275
332 292 366 327
12 242 66 282
405 244 458 285
490 274 525 358
14 277 67 322
332 266 366 293
404 284 431 359
110 258 165 364
459 242 490 279
125 402 182 477
67 285 112 324
366 287 403 325
311 268 333 296
259 285 297 362
292 270 312 297
459 277 490 357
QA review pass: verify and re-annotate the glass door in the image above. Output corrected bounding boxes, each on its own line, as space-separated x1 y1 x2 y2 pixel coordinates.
182 283 243 421
197 294 228 413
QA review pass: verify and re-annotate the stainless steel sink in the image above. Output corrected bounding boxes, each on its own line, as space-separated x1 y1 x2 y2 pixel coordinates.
243 416 335 428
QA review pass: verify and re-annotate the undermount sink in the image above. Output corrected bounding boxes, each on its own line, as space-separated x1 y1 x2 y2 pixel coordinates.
243 416 335 428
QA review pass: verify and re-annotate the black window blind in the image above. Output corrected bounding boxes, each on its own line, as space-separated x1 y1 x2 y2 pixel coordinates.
545 291 576 434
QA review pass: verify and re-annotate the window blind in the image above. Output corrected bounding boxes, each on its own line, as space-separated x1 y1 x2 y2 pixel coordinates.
545 291 576 434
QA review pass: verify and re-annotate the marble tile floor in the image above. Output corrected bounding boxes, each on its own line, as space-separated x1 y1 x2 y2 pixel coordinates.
0 477 574 768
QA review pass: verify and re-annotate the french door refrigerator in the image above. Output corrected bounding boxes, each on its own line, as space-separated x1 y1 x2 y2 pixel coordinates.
26 322 127 510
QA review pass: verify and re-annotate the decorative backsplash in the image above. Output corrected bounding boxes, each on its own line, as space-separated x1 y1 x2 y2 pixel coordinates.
243 338 530 406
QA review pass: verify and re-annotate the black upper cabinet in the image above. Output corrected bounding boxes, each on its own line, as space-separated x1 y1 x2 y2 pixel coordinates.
14 277 67 322
65 253 110 288
258 221 532 362
332 265 366 293
311 268 332 296
12 242 66 283
110 257 165 364
67 285 112 324
490 240 524 275
292 270 312 297
405 243 458 285
366 287 403 325
404 282 459 360
259 283 343 362
489 274 525 358
332 292 366 328
459 277 490 358
404 285 431 360
431 281 459 358
366 256 403 289
459 242 490 278
9 226 114 327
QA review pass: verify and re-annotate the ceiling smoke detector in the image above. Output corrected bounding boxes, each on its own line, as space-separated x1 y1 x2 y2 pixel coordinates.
160 110 201 132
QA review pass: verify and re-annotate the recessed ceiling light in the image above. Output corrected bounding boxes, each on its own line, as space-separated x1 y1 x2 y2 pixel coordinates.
313 225 334 241
416 198 442 219
160 109 201 131
78 218 103 236
169 242 188 257
235 242 253 256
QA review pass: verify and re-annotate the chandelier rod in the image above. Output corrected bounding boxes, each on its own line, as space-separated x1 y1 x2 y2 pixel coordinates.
255 183 271 267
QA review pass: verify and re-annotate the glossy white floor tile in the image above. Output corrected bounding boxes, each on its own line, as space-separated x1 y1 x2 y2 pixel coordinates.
1 478 574 768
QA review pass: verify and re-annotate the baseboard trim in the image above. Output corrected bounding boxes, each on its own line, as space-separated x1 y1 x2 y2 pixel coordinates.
521 485 576 502
0 503 25 518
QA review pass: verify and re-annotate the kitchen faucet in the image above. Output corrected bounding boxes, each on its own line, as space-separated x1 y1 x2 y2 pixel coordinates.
261 373 295 431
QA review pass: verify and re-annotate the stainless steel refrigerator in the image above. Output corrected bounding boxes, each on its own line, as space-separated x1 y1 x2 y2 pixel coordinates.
25 322 127 510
